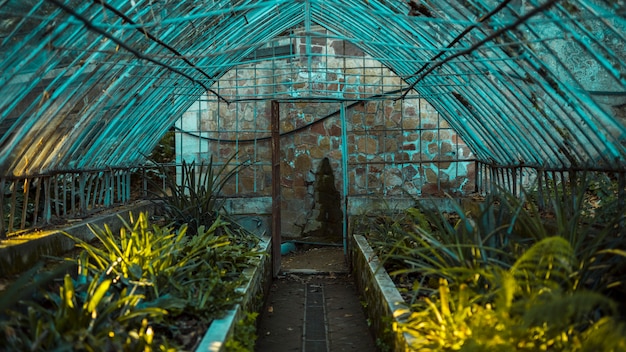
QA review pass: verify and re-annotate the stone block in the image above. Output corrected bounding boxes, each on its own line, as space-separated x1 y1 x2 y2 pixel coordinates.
428 142 439 155
295 153 312 171
424 167 438 183
440 141 454 156
309 146 325 158
356 136 378 153
421 131 435 142
401 117 419 130
331 40 364 56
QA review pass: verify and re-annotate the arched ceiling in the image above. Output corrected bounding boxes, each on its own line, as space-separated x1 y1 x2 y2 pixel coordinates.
1 0 625 177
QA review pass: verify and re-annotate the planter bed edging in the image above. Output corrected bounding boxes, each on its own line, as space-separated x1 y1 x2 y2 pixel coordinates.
196 236 272 352
351 234 414 351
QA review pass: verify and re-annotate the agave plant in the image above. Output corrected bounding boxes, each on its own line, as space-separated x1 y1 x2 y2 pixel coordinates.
148 153 249 233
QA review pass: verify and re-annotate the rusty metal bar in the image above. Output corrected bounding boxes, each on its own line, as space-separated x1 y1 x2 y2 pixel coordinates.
54 176 60 217
0 178 5 239
21 179 29 229
8 181 17 233
79 173 87 215
70 174 77 216
44 177 52 224
271 100 281 277
33 177 42 225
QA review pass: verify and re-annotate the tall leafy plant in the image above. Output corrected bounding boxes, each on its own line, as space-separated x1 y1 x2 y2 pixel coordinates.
497 177 626 296
150 153 249 232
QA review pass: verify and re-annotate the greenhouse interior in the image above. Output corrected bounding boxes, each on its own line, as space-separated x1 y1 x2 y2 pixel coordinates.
1 0 626 351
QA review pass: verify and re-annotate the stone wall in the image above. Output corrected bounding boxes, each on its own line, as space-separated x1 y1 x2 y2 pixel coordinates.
175 28 475 239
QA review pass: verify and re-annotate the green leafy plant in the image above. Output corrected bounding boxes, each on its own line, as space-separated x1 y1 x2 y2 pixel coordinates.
497 178 626 296
1 272 167 351
149 153 249 232
224 311 259 352
67 213 260 319
2 212 263 351
362 174 626 351
399 238 626 351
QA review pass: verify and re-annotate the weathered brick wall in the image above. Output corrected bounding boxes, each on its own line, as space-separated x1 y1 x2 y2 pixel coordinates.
175 29 475 239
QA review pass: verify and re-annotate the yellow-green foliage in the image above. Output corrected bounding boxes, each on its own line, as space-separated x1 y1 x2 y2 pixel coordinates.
365 176 626 351
398 237 626 351
0 212 262 351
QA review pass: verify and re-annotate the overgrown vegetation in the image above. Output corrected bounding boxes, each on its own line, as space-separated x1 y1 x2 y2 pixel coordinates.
355 173 626 351
1 148 265 350
0 212 263 351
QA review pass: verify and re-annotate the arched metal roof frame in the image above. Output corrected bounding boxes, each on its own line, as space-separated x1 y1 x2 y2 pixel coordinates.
0 0 625 178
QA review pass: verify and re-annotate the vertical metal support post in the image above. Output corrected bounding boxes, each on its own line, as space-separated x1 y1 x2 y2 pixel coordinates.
490 166 496 194
71 174 77 216
271 100 281 277
94 173 101 208
142 167 148 197
304 0 312 94
0 178 5 239
474 161 480 193
79 173 87 214
62 175 68 217
537 169 545 210
512 168 518 196
104 171 111 207
33 177 41 226
340 102 349 255
116 171 122 202
44 177 52 224
8 181 17 232
86 173 92 209
21 179 29 229
550 171 559 210
619 172 625 236
126 171 131 203
54 176 60 217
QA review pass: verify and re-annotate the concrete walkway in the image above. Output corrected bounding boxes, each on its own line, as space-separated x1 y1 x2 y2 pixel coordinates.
255 247 378 352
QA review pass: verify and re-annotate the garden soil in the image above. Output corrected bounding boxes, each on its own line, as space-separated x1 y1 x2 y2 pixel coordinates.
255 246 378 352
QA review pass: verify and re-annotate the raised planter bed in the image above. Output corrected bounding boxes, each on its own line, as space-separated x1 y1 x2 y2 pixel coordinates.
196 236 272 352
1 203 273 351
350 234 413 352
